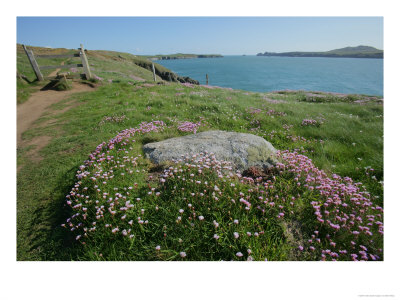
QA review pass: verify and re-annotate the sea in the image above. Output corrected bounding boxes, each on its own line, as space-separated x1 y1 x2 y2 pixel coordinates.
156 55 383 96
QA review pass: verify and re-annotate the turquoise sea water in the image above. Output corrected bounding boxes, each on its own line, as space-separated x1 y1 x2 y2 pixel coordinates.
157 56 383 96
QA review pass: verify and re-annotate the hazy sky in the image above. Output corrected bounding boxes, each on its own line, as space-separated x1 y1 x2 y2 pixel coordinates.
17 17 383 55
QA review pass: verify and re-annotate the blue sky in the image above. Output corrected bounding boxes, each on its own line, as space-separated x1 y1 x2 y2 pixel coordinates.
17 17 383 55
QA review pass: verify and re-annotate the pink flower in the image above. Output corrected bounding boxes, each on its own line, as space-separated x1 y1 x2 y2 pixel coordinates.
234 232 239 239
180 252 186 258
236 252 243 257
177 121 202 134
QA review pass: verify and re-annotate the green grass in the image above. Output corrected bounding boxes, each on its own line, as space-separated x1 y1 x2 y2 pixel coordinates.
16 44 166 103
17 45 383 261
17 44 80 103
86 51 163 82
17 82 383 261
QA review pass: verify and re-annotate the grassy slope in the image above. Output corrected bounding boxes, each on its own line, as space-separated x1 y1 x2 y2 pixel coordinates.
16 46 383 260
16 45 166 104
17 45 77 103
87 49 168 80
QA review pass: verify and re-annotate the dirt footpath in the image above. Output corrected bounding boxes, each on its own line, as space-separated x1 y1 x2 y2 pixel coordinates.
17 82 94 147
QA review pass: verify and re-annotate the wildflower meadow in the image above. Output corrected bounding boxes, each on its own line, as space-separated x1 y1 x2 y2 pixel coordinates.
63 117 383 261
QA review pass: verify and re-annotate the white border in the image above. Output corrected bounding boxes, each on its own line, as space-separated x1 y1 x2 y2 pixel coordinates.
2 1 399 299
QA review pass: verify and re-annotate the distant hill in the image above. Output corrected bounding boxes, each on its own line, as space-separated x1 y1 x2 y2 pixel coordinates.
257 46 383 59
146 53 223 60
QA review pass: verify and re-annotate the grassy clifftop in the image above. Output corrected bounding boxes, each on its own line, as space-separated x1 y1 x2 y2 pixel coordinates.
16 44 198 103
17 44 383 261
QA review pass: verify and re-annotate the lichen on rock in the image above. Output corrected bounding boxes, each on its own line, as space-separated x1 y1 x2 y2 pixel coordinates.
143 130 277 171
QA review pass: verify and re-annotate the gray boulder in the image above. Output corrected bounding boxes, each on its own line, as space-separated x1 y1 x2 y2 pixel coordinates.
143 130 277 171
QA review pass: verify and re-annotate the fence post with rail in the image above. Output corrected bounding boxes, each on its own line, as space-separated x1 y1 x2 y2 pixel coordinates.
22 43 92 81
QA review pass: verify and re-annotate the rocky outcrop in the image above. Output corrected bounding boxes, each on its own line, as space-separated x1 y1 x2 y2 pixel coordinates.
143 130 277 171
133 61 199 84
159 71 199 85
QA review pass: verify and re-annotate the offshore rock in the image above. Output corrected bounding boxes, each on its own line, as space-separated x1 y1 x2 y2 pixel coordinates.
143 130 277 171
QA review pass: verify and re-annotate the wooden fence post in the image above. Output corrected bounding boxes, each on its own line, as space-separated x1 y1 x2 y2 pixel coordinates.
152 63 156 82
206 74 209 85
22 45 44 81
80 44 92 80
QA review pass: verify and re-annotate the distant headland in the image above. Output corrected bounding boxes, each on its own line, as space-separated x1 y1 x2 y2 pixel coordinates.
147 53 223 60
257 45 383 59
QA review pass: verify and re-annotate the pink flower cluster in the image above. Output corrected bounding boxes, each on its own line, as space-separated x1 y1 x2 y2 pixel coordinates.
265 109 287 117
248 107 262 114
99 114 128 125
158 151 383 261
63 121 167 242
93 75 103 81
275 150 383 261
262 96 287 104
63 118 382 261
247 107 286 117
177 121 202 134
181 82 195 88
301 119 318 126
199 85 233 91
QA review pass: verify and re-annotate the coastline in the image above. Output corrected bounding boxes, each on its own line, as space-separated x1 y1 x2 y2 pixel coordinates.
156 55 383 97
148 54 223 61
